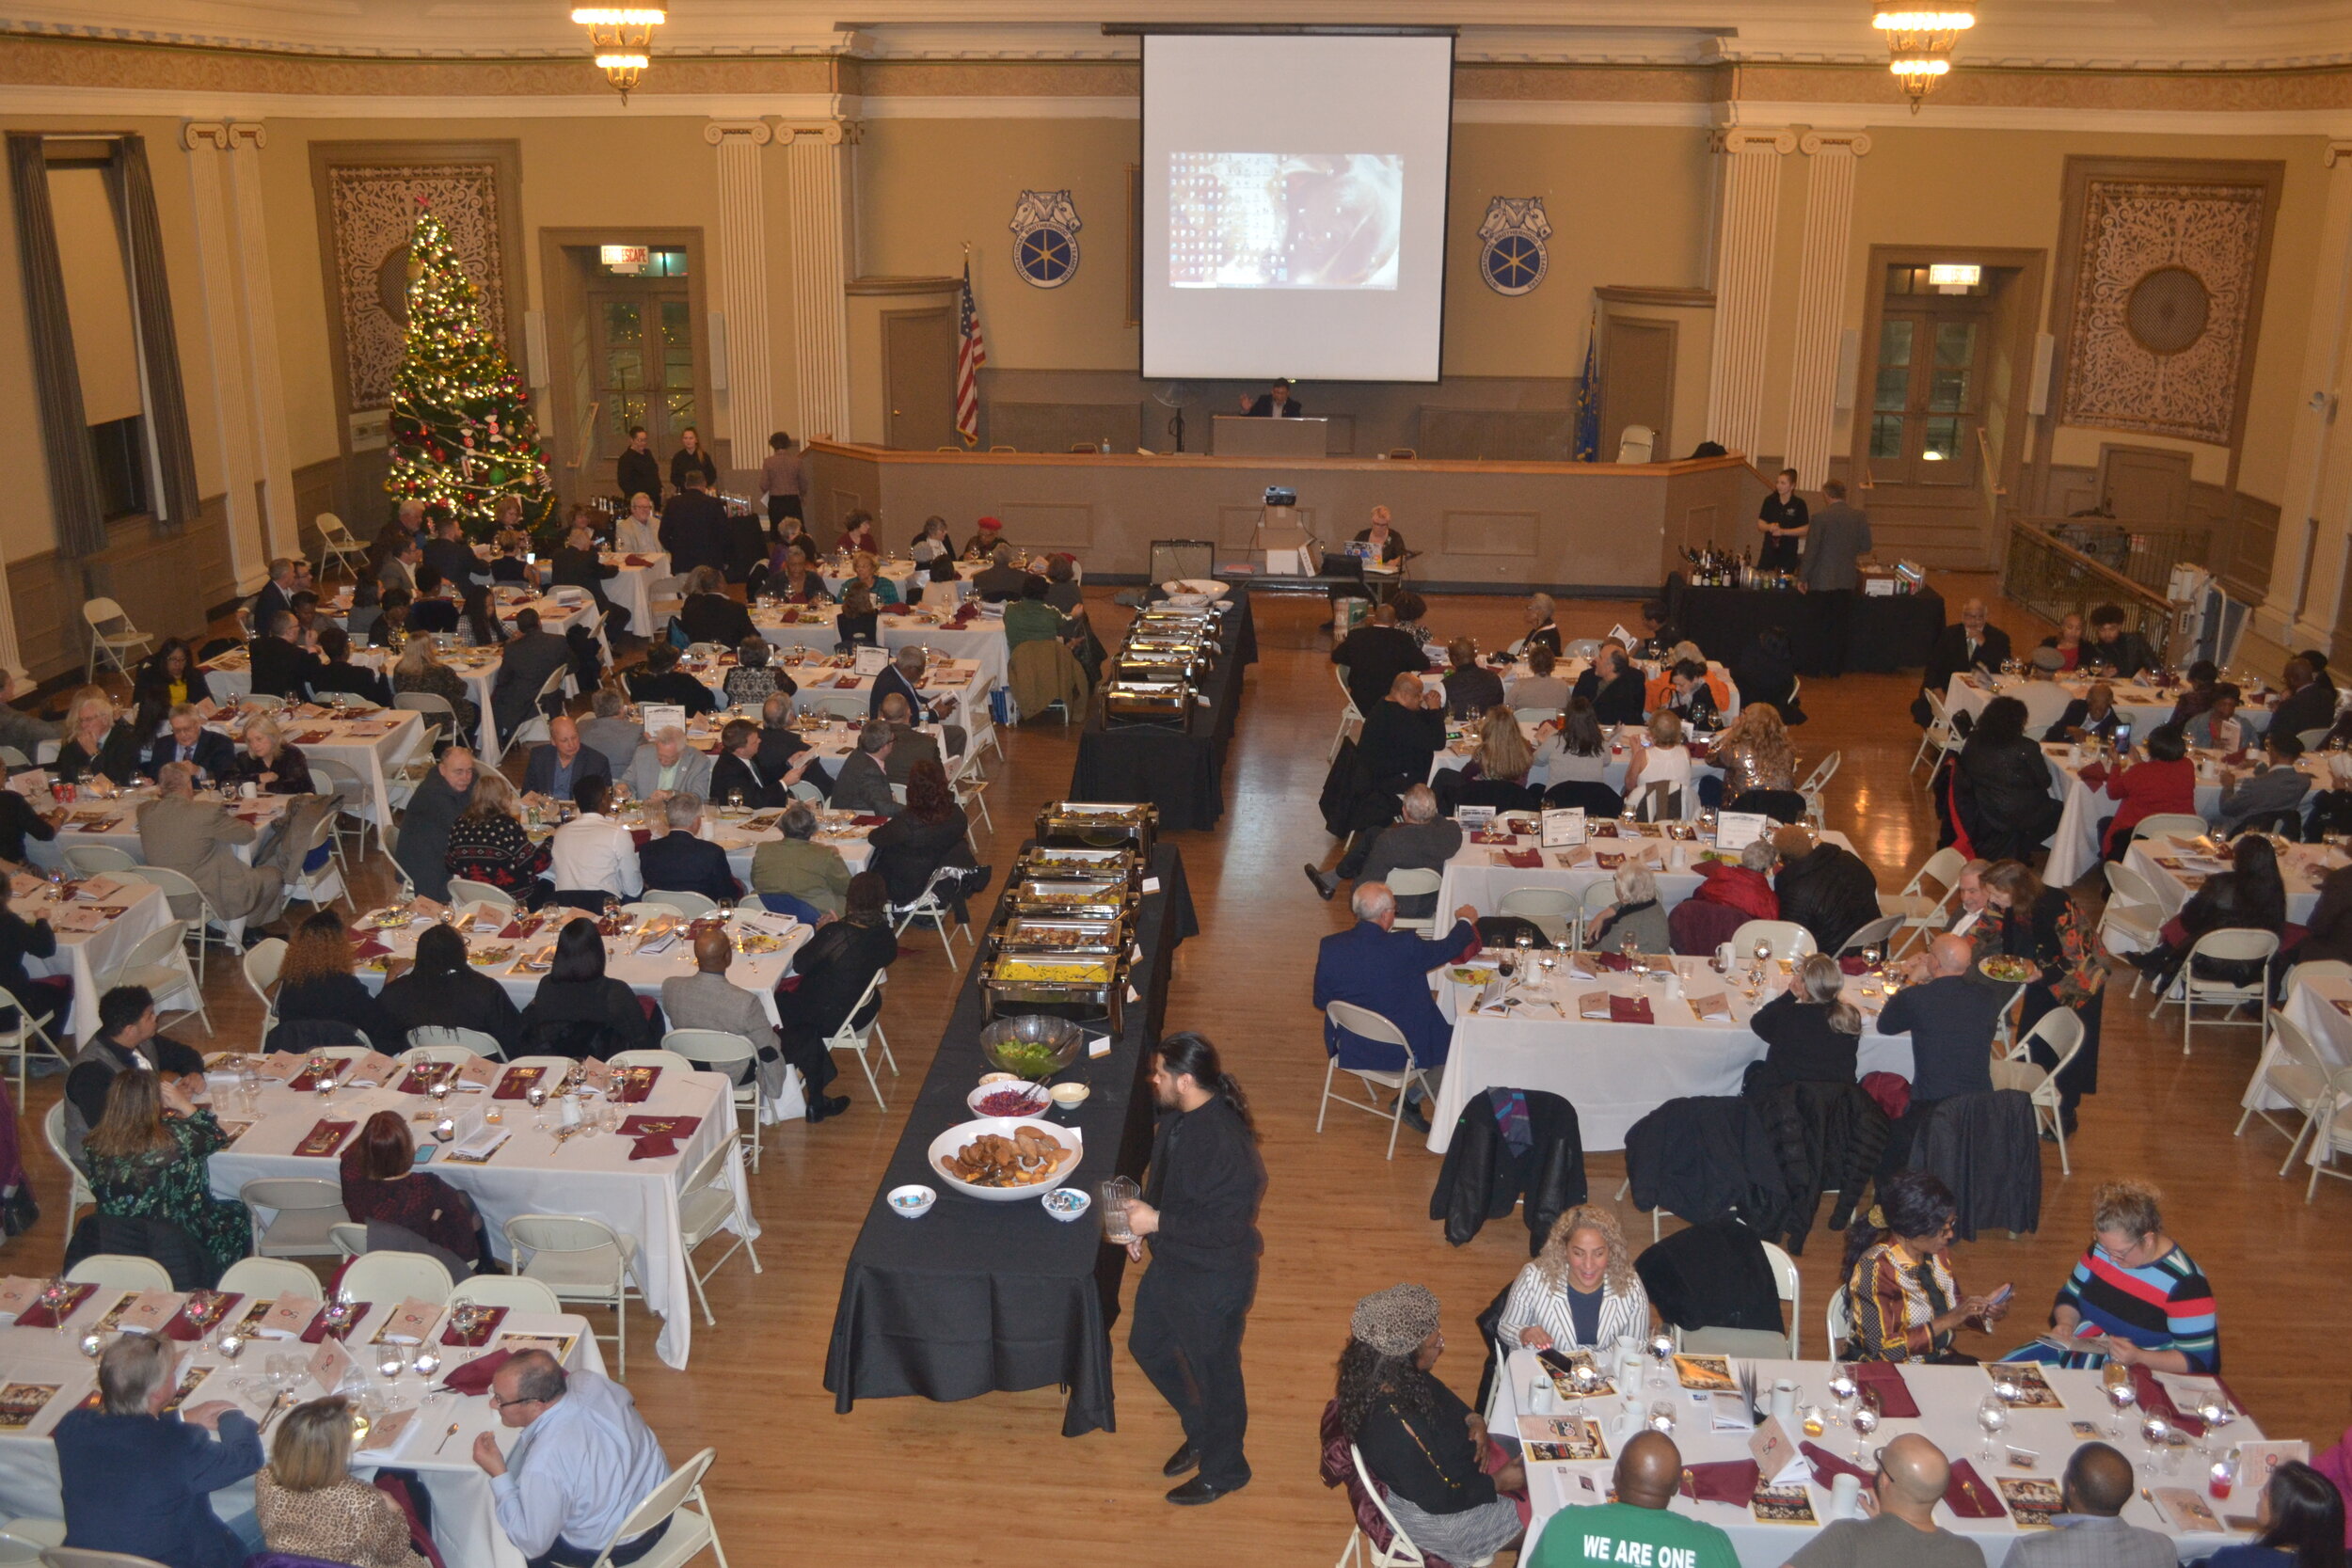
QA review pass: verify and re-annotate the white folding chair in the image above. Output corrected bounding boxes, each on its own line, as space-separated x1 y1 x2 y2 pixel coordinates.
0 987 64 1100
309 755 373 859
663 1029 764 1169
2299 1063 2352 1201
1912 689 1955 776
580 1448 728 1568
1880 846 1966 954
66 1255 172 1292
2131 813 2211 844
447 879 517 914
2285 958 2352 994
952 771 992 848
341 1249 455 1306
58 846 135 878
2234 1012 2342 1174
238 1177 349 1260
1384 868 1443 935
1795 749 1840 827
449 1275 564 1316
42 1104 93 1258
2008 1006 2086 1174
503 663 572 756
1762 1241 1802 1357
97 920 207 1035
2166 928 2278 1053
892 867 973 969
1498 887 1576 947
644 890 719 918
1826 1285 1852 1356
80 597 152 683
312 511 370 578
114 866 228 987
217 1257 325 1301
608 1049 696 1074
812 692 868 722
676 1136 760 1329
1318 1001 1432 1161
503 1214 643 1378
1338 1443 1442 1568
1329 666 1365 764
401 1026 504 1062
1835 913 1907 959
242 938 287 1035
2 1522 66 1568
621 900 687 922
2100 863 2166 987
824 970 898 1111
1730 919 1817 961
279 807 348 912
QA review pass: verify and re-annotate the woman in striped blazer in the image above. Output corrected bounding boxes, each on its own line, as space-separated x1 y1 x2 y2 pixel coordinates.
1498 1205 1654 1354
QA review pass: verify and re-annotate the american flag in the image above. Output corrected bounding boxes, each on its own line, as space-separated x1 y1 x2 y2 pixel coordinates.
955 259 987 447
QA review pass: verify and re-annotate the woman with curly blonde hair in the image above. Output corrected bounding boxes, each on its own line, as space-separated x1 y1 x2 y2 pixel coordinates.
1715 702 1798 798
1467 707 1535 787
1497 1204 1653 1353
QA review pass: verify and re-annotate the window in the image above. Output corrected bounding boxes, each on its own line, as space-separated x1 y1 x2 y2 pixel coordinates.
88 415 148 520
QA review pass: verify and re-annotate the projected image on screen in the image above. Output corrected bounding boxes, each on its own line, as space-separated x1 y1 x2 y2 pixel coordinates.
1168 152 1403 290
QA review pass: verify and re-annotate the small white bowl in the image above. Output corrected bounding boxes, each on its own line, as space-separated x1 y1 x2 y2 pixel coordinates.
976 1070 1019 1086
1042 1187 1092 1222
1048 1082 1091 1109
886 1183 936 1219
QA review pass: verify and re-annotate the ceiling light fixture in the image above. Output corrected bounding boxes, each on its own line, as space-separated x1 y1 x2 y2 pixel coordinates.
572 7 665 103
1871 7 1975 113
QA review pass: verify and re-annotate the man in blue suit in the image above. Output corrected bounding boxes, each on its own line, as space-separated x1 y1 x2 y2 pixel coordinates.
1311 881 1478 1134
56 1333 263 1568
140 705 237 784
637 791 741 906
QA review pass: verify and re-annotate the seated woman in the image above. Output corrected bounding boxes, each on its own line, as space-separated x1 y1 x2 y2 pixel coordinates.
488 527 536 586
2098 722 2197 860
847 550 900 608
2040 611 2087 673
1981 858 2106 1130
391 639 483 742
1516 593 1564 657
2133 832 2286 990
867 759 975 911
230 715 315 796
1499 1205 1652 1354
909 515 956 564
444 768 552 907
54 693 142 787
367 588 414 648
764 543 831 606
1336 1284 1526 1566
1839 1169 2008 1364
1586 864 1669 956
679 566 756 647
1742 953 1862 1096
772 872 897 1123
460 583 509 648
834 581 881 650
135 639 224 716
1042 553 1084 613
1533 697 1610 784
519 915 660 1059
1461 707 1535 791
835 510 880 557
274 910 403 1055
1002 576 1068 654
82 1069 246 1278
339 1110 485 1268
1663 657 1723 732
724 637 789 708
1956 696 2062 861
1622 709 1693 819
257 1396 428 1568
1504 645 1571 714
375 922 524 1058
1670 835 1785 957
2199 1463 2345 1568
2006 1180 2217 1373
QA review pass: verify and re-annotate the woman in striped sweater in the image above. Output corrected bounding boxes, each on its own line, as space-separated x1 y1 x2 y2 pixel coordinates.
2032 1180 2219 1373
1499 1205 1653 1354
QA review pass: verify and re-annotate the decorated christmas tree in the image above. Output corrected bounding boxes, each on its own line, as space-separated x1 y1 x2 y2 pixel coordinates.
383 206 554 533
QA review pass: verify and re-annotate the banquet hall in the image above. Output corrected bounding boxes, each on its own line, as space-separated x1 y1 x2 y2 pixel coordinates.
1 4 2351 1566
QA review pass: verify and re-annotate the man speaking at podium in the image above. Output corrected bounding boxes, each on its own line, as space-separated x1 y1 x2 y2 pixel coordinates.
1239 378 1304 417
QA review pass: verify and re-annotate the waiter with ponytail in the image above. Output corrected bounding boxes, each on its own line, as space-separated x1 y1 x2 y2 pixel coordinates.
1120 1031 1266 1507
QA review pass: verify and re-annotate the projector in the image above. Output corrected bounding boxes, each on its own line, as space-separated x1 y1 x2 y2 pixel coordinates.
1263 486 1297 508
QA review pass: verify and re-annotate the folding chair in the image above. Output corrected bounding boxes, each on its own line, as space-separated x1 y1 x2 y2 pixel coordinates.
1318 1001 1432 1161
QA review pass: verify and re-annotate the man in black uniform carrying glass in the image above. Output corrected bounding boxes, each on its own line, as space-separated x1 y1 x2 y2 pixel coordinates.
1120 1032 1267 1506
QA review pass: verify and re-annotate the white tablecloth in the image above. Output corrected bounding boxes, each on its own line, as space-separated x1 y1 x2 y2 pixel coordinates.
1430 825 1860 924
2122 837 2337 926
2042 746 2330 890
1425 951 1913 1154
1945 673 2185 740
207 1059 753 1369
1500 1351 2257 1568
0 1296 603 1568
8 878 175 1040
752 605 1010 689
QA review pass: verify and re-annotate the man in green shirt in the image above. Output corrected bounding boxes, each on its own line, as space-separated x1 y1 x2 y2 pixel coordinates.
1530 1431 1740 1568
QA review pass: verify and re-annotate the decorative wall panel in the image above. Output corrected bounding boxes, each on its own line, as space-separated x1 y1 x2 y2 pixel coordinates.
325 161 507 410
2058 177 2271 445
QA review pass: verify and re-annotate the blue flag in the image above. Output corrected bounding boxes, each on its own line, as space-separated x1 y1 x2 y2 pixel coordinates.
1572 309 1602 462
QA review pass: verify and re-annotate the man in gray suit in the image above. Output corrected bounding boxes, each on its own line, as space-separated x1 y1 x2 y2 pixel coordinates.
828 721 900 817
488 608 574 743
577 689 644 774
395 747 476 903
659 927 788 1104
1798 478 1873 678
621 727 713 804
2005 1442 2176 1568
876 692 942 786
136 763 286 934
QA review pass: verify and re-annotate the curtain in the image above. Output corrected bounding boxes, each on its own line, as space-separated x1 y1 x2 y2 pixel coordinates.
6 133 104 558
106 136 199 533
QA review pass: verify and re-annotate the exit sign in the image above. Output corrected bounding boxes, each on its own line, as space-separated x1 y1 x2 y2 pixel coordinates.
600 245 649 273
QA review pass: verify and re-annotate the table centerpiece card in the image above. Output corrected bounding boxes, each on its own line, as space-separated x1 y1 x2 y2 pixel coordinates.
371 1298 443 1345
115 1290 185 1336
1997 1478 2064 1529
1751 1484 1817 1524
0 1383 61 1433
1517 1414 1610 1463
256 1294 324 1338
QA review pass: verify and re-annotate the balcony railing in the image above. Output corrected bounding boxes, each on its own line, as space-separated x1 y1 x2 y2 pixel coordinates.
2002 519 2179 657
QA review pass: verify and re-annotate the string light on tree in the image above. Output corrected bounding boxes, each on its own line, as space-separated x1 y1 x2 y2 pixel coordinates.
383 204 555 533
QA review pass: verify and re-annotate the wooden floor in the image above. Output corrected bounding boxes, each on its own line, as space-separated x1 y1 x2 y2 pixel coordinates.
17 578 2351 1563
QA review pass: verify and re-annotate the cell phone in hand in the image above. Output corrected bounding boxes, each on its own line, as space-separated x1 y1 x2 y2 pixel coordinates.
1987 1283 2014 1307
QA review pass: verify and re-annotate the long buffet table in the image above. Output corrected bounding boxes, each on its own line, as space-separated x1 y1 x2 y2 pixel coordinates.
1067 590 1257 832
823 844 1198 1437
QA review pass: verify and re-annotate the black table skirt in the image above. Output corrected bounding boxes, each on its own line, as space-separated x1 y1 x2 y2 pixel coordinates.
823 845 1200 1436
1067 590 1256 832
1665 576 1945 676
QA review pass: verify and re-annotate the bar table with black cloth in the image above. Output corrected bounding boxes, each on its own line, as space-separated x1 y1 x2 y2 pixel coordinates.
824 843 1199 1436
1665 574 1944 676
1066 590 1257 832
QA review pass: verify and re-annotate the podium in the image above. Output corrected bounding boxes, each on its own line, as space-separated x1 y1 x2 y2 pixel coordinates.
1212 415 1328 458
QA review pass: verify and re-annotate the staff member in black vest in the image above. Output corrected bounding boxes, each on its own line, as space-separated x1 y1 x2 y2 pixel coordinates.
1756 467 1807 572
1120 1032 1267 1506
616 426 662 511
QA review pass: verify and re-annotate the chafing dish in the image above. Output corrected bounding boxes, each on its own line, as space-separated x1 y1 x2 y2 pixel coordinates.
1035 800 1159 856
1103 677 1194 723
980 949 1128 1031
1006 875 1134 921
1115 646 1205 681
987 912 1126 959
1019 844 1141 885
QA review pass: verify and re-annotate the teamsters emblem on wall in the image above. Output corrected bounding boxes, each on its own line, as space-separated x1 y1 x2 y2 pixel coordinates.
1010 189 1082 288
1477 197 1551 296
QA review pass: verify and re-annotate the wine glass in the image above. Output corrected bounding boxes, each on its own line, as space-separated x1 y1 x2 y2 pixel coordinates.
1495 948 1517 986
526 1084 549 1131
411 1347 442 1382
216 1332 245 1369
1826 1362 1859 1428
2141 1414 2174 1474
1645 1333 1676 1390
1977 1393 2010 1463
1536 952 1558 993
1646 1400 1677 1434
2103 1362 2138 1437
2199 1396 2237 1460
376 1347 405 1385
1514 929 1535 974
1851 1391 1882 1463
1862 943 1883 974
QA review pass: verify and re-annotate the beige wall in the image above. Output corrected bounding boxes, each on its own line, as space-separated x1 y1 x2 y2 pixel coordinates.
48 166 141 425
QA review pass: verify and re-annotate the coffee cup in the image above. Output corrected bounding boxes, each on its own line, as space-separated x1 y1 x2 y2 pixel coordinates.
1771 1379 1800 1423
1829 1472 1864 1519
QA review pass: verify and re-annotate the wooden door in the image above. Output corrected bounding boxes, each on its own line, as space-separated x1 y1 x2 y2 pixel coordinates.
585 288 695 462
1599 317 1675 461
883 308 957 451
1867 302 1991 488
2099 445 2192 526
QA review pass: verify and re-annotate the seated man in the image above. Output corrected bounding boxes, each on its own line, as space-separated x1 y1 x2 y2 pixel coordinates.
475 1350 671 1568
755 691 834 797
249 609 326 700
523 715 613 805
1439 638 1504 722
2185 683 2249 752
141 702 236 784
828 721 900 818
1787 1434 1979 1568
636 791 739 906
869 646 967 757
1771 824 1882 956
1306 784 1459 909
62 985 163 1168
136 761 286 937
56 1333 263 1568
1310 882 1477 1134
1331 603 1426 720
578 689 647 774
2217 728 2312 835
1576 641 1646 726
2081 603 2154 681
307 626 394 706
624 641 720 718
750 800 850 917
548 776 641 900
1528 1432 1734 1568
876 692 943 785
1884 935 2018 1100
2006 1442 2177 1568
622 726 714 804
660 926 788 1103
2271 654 2338 742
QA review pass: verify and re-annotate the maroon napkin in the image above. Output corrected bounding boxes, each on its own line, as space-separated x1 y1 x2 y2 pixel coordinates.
609 1065 661 1104
441 1306 507 1347
300 1302 370 1344
2223 749 2251 768
1838 956 1869 975
18 1282 97 1328
623 555 653 568
1681 1460 1760 1504
1501 848 1542 869
396 1065 453 1096
440 1348 513 1395
353 937 391 959
494 1066 547 1101
628 1134 680 1161
1594 952 1632 972
1853 1361 1919 1417
1945 1459 2007 1517
2128 1365 2206 1435
618 1114 700 1138
628 829 652 847
1608 994 1655 1024
2078 762 2110 787
1801 1441 1874 1487
851 814 889 828
161 1291 242 1342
